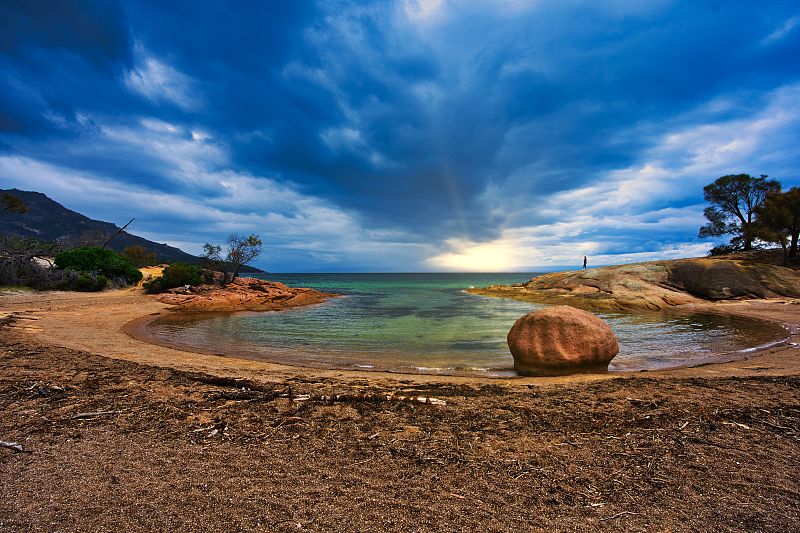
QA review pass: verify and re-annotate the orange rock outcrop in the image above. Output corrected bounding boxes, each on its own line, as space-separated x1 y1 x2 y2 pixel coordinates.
155 277 337 312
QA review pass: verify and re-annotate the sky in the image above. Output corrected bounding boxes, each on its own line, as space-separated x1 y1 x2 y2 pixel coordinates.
1 0 799 272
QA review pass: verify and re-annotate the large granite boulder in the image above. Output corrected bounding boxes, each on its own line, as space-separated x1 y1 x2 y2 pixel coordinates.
664 260 800 300
507 305 619 376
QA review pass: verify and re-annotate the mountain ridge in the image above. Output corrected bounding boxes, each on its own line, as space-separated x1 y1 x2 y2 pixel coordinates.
0 188 263 272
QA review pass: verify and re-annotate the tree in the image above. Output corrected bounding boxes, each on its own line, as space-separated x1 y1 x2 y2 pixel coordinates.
756 201 790 264
201 234 263 283
201 243 227 282
225 233 262 281
699 174 781 252
0 236 60 289
756 187 800 261
783 187 800 258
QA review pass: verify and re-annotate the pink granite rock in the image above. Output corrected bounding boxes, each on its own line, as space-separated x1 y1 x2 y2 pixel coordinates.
507 305 619 376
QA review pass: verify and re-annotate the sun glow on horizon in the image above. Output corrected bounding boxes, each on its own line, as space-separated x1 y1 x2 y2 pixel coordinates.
426 239 525 272
426 232 714 272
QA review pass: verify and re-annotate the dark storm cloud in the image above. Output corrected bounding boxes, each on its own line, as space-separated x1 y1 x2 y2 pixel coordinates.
0 0 129 65
1 0 799 270
0 0 133 134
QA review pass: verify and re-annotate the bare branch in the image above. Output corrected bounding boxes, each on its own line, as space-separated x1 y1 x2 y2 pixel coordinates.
101 218 135 250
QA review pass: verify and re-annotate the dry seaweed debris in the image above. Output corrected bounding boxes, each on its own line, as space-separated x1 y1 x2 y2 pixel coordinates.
1 331 799 531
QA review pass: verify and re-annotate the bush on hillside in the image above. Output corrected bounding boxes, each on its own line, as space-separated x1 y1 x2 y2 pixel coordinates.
54 246 143 284
708 244 738 256
143 262 203 293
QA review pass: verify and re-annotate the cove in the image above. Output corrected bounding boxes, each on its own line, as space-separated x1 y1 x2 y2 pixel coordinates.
143 273 789 377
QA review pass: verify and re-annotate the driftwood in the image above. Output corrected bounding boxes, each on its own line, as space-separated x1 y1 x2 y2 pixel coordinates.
600 511 638 521
71 410 126 419
188 376 447 407
290 393 447 406
0 440 25 453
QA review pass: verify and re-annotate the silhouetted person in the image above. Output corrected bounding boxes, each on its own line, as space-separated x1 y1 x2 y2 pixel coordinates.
583 256 587 270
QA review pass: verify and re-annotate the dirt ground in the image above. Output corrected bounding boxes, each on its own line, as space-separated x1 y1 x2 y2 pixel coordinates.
1 290 799 531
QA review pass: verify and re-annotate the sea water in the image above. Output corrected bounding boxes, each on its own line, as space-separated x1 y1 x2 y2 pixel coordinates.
144 272 788 376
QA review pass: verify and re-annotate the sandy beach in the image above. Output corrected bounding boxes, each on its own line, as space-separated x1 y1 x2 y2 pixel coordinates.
5 1 800 529
1 288 799 530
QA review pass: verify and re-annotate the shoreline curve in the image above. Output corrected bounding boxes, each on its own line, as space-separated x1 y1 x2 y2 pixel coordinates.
125 303 793 378
1 287 799 387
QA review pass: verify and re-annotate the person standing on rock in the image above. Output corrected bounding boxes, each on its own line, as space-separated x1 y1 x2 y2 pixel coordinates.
583 256 587 270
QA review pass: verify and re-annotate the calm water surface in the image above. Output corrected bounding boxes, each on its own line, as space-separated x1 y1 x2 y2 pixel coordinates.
145 273 788 377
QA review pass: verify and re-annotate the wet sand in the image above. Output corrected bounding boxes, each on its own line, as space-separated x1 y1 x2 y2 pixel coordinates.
1 288 799 531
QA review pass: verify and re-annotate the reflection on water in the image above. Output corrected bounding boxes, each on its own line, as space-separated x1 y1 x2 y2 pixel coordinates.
144 273 788 377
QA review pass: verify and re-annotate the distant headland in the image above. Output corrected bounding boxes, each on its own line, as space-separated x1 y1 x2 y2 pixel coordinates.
468 250 800 312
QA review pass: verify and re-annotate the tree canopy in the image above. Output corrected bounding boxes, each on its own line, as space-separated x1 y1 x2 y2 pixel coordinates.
226 234 262 281
755 187 800 262
699 174 781 252
202 234 263 283
54 246 143 284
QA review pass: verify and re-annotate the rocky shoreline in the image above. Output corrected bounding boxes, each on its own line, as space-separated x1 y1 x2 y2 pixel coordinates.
468 256 800 312
155 277 338 313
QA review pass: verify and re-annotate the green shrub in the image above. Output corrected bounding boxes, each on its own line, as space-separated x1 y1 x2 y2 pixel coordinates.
60 269 108 292
143 262 202 293
55 247 143 284
708 243 738 256
74 272 108 291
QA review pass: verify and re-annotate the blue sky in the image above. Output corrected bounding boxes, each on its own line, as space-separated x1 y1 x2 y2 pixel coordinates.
1 0 799 272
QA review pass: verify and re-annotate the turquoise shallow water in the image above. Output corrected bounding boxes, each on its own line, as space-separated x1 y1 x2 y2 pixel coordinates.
145 273 789 377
